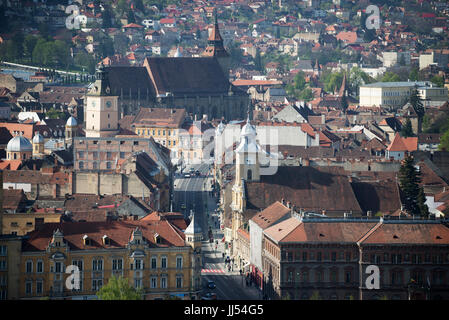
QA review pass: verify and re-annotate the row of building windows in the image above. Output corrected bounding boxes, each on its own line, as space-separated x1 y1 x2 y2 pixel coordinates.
369 253 449 264
78 151 127 159
25 256 184 273
79 140 140 146
281 251 449 264
281 251 352 262
24 274 185 296
137 129 174 137
284 268 447 286
286 269 352 284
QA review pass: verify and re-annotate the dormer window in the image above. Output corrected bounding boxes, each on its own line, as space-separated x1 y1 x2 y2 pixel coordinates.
83 234 91 246
102 235 110 246
154 233 161 244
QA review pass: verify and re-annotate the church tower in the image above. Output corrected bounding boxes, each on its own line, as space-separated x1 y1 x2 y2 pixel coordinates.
235 115 261 183
85 63 119 138
203 12 230 78
32 133 45 158
184 213 203 297
65 116 77 147
230 115 262 247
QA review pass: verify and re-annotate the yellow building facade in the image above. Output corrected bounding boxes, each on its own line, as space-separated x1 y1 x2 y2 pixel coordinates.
17 221 201 300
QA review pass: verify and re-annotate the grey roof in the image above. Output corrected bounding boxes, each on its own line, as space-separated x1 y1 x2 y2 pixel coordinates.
6 136 32 152
361 81 431 88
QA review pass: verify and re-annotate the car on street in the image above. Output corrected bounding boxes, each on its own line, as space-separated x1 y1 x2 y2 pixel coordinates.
195 170 201 176
201 293 217 300
184 173 191 178
207 281 216 289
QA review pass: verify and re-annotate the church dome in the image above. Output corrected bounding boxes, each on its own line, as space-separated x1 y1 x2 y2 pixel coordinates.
66 116 77 127
32 133 44 144
6 135 33 152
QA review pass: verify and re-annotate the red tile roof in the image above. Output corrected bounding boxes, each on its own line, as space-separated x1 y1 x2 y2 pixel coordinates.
387 133 417 152
250 201 291 229
22 220 186 252
358 221 449 245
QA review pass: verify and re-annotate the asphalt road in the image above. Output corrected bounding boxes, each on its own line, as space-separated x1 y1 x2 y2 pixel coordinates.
173 162 261 300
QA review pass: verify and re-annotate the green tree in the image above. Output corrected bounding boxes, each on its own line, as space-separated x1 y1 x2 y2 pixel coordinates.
116 0 129 15
401 118 414 137
254 50 263 72
349 67 373 96
23 35 38 62
102 8 113 28
323 71 344 93
430 75 444 88
380 71 401 82
293 71 306 91
45 107 65 119
97 276 143 300
409 86 425 131
53 40 70 68
399 156 428 217
298 87 313 102
409 67 419 81
310 291 321 300
439 127 449 151
74 52 96 74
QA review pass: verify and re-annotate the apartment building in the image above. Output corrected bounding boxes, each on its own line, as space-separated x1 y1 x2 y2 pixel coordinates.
132 108 186 160
17 219 202 300
262 216 449 300
359 81 448 109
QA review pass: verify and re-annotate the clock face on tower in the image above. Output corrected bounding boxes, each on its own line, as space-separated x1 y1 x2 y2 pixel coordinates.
106 101 112 108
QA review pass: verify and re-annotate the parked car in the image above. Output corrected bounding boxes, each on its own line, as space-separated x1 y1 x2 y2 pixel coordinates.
201 293 217 300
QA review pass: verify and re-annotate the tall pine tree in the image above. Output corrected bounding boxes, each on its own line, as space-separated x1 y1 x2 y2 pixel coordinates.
409 85 424 133
399 156 429 217
401 118 414 137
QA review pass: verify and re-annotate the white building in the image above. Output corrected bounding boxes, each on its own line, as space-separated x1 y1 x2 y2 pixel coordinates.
359 81 448 108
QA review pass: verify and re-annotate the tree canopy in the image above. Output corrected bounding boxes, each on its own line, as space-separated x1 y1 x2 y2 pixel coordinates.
96 276 143 300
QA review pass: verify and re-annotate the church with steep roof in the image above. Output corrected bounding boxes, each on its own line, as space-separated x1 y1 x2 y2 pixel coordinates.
98 16 249 121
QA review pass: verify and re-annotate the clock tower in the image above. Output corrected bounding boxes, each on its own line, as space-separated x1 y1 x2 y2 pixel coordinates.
85 63 119 138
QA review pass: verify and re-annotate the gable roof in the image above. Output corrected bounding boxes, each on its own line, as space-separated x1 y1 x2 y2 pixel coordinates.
279 221 377 244
105 66 155 98
143 57 231 95
22 220 186 252
245 166 363 216
357 221 449 245
387 133 417 152
133 107 186 128
250 201 291 229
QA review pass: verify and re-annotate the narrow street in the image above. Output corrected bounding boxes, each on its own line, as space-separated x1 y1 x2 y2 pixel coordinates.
173 162 262 300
